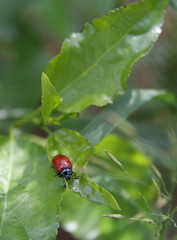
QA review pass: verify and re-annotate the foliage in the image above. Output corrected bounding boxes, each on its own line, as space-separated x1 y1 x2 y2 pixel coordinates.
45 0 167 113
0 0 177 239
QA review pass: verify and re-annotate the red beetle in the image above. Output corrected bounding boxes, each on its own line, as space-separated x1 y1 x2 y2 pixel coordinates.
52 154 75 180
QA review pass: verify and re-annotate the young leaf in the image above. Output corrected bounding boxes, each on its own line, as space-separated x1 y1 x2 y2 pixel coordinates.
102 147 128 175
151 165 169 196
45 0 168 113
151 165 162 180
0 131 64 240
152 178 161 198
101 214 154 224
101 214 125 219
41 72 62 121
47 128 94 167
129 217 154 224
68 176 120 210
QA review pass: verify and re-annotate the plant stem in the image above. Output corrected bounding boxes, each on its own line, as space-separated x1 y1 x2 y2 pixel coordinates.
12 107 41 128
159 217 171 240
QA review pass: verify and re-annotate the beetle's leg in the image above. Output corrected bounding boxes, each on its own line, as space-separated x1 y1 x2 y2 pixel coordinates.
71 172 80 179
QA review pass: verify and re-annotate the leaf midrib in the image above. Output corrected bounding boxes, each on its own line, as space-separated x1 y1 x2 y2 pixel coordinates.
59 1 156 96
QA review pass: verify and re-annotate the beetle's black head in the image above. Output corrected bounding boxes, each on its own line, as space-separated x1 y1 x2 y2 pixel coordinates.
58 168 74 180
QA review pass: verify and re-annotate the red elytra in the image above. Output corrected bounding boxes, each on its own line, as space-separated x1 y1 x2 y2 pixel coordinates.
52 154 73 172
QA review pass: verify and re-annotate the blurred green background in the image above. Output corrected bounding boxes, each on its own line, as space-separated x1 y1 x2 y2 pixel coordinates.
1 0 177 127
0 0 177 239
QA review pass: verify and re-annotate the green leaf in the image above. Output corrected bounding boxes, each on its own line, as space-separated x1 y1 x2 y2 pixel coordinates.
101 214 125 219
151 165 169 196
101 147 146 186
151 165 162 180
45 0 168 113
102 147 128 175
101 214 154 224
47 129 120 210
47 128 94 167
0 130 64 240
41 72 62 121
94 134 156 212
129 216 154 224
81 89 165 145
68 176 120 210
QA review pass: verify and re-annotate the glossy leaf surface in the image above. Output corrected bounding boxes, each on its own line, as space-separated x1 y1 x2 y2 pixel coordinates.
41 72 62 121
45 0 168 113
68 176 120 210
0 131 64 240
47 128 94 167
47 129 119 209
